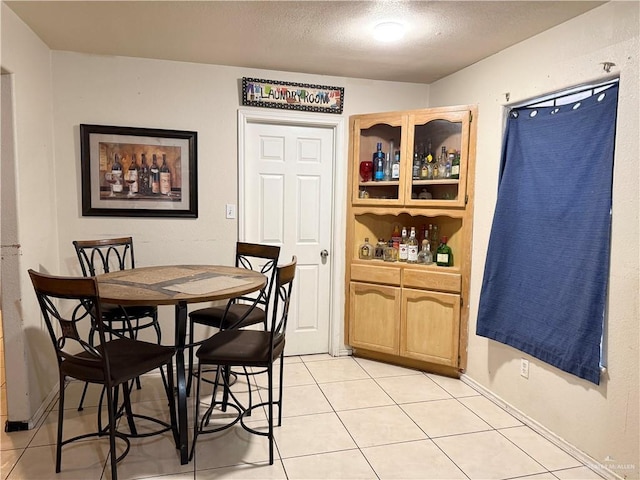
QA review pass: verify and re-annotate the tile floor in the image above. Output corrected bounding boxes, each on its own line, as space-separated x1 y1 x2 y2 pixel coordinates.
0 354 605 480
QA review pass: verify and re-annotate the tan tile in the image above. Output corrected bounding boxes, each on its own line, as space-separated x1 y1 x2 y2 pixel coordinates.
283 449 377 479
253 362 315 389
376 375 452 404
363 439 467 479
338 405 427 448
7 441 109 479
265 384 332 418
459 396 522 429
108 430 192 479
273 412 356 458
435 430 547 479
319 379 394 411
0 417 37 451
299 353 335 363
401 399 492 438
553 466 607 479
1 448 23 480
353 357 421 378
304 357 369 383
193 422 273 471
196 460 287 479
426 373 481 397
500 426 583 471
30 406 105 448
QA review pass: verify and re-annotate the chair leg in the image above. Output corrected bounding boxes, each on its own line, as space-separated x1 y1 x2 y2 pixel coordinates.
105 385 119 480
186 319 195 397
267 365 274 465
56 374 66 473
122 382 138 436
164 360 179 448
189 363 203 461
77 381 89 411
278 354 285 426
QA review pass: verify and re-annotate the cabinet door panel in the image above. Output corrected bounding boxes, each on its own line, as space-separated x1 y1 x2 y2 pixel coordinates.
349 282 400 355
400 288 460 366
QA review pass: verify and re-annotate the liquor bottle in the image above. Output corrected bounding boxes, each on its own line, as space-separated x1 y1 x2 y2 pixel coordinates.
139 153 150 195
391 150 400 179
374 238 386 260
150 154 160 194
407 227 419 263
160 154 171 195
436 236 454 267
445 151 454 178
383 240 398 262
398 226 408 262
373 142 385 181
391 224 402 251
127 154 139 194
417 239 433 265
412 151 421 180
438 146 447 179
359 238 373 260
425 140 434 165
111 154 123 193
430 224 439 255
383 152 392 181
451 151 460 179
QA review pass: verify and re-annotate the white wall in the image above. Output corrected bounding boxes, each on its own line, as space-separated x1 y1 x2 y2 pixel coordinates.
1 4 60 423
429 2 639 476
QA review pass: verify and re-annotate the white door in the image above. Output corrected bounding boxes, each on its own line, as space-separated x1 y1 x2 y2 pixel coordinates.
241 119 334 355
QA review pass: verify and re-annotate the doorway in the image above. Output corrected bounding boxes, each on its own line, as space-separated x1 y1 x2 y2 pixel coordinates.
238 109 347 357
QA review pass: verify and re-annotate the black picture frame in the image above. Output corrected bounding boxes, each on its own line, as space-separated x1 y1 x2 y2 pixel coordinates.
80 124 198 218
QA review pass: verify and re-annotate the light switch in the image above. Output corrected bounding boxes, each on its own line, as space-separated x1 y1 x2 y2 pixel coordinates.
225 204 236 219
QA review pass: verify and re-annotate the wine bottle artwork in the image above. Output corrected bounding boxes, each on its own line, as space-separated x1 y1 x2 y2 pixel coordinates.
160 154 171 195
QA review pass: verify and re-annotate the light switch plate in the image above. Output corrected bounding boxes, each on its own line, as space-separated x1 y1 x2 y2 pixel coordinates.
225 204 236 219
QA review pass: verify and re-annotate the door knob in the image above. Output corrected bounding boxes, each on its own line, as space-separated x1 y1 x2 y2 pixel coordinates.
320 249 329 259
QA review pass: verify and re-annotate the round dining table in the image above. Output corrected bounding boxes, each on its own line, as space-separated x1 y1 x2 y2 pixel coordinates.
96 264 267 464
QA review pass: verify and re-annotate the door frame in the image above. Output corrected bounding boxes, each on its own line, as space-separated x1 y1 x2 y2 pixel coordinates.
237 108 349 357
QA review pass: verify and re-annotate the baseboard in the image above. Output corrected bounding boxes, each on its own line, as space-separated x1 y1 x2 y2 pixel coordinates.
5 382 60 432
460 374 624 480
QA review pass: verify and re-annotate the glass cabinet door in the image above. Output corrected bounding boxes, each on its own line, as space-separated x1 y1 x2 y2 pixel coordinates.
352 114 407 205
405 110 471 208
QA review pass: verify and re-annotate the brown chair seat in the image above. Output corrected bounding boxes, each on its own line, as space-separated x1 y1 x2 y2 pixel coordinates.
189 304 266 330
196 330 285 367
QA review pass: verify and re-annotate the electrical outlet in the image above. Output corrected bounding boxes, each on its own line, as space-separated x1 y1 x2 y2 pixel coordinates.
520 358 529 378
225 204 236 219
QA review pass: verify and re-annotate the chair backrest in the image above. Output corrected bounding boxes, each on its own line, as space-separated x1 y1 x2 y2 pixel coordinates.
233 242 281 312
73 237 135 277
28 270 110 373
269 256 297 342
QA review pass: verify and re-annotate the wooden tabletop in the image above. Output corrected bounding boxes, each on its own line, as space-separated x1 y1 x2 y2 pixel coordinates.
96 265 267 306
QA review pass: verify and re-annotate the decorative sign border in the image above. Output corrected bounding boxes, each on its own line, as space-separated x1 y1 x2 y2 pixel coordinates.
242 77 344 114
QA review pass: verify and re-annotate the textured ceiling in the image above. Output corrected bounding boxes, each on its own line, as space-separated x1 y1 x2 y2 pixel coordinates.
5 1 605 84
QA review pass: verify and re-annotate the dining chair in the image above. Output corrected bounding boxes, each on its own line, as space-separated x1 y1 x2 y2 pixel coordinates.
186 242 281 396
28 270 178 480
189 257 297 464
73 236 162 410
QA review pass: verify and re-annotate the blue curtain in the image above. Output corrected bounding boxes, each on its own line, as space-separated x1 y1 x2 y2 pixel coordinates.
476 84 619 385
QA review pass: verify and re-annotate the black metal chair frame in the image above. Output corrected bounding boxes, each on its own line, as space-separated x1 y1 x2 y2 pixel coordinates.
29 270 178 480
189 257 296 464
73 237 163 410
186 242 280 396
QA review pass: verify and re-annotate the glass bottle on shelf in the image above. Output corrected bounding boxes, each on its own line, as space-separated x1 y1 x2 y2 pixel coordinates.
417 239 433 265
391 150 401 180
398 227 408 262
391 224 402 251
407 227 419 264
373 142 385 181
383 152 392 181
436 236 454 267
438 146 447 179
374 238 386 260
430 224 439 255
412 151 421 180
445 152 452 178
451 151 460 179
383 240 398 262
359 238 373 260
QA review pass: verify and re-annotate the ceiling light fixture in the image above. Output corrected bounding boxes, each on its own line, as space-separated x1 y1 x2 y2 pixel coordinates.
374 22 405 43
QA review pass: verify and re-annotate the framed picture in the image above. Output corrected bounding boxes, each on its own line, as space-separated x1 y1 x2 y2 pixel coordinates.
80 124 198 217
241 77 344 114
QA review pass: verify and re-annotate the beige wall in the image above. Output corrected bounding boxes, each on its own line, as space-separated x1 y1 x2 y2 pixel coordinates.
429 2 639 476
1 4 60 423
